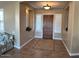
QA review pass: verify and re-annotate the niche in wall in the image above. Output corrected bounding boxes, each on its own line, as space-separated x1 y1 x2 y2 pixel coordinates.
26 9 34 31
65 7 69 32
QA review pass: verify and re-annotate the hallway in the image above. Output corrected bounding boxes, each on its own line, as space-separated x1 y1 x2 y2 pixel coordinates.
0 1 79 58
0 39 70 58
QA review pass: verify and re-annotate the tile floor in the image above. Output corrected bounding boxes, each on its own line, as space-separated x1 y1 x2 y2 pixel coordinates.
0 39 75 58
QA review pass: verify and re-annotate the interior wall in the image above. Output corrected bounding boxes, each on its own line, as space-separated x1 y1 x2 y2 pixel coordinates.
62 8 69 50
35 9 64 14
62 1 75 55
20 3 35 46
63 1 79 55
71 2 79 53
0 2 20 48
67 1 79 54
15 2 20 48
0 2 35 49
29 10 35 31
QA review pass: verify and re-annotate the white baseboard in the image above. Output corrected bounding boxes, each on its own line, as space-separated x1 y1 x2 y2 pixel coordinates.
62 40 79 56
62 40 71 56
14 37 34 49
53 37 62 40
70 53 79 56
35 36 42 38
20 37 34 49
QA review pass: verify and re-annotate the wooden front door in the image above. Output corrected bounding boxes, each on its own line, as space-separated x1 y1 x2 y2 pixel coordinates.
43 15 53 39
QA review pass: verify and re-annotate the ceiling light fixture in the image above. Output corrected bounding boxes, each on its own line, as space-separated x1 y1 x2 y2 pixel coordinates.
43 4 51 10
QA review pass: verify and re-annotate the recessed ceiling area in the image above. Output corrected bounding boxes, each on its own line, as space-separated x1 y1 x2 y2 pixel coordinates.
26 1 69 10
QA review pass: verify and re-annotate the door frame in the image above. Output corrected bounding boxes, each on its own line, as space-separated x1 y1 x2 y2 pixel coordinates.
42 14 54 39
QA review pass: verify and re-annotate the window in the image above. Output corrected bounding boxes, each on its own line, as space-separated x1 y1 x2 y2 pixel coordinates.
35 14 43 38
0 9 4 33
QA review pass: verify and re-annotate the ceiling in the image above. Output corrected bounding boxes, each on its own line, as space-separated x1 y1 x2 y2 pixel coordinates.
26 1 69 10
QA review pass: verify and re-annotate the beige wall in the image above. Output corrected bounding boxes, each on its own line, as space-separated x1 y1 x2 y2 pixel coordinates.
35 9 64 14
62 8 70 50
20 3 35 46
71 2 79 53
0 2 35 49
63 1 79 55
29 10 35 31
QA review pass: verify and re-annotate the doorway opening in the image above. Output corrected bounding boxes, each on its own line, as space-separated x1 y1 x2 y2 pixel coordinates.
35 14 62 40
